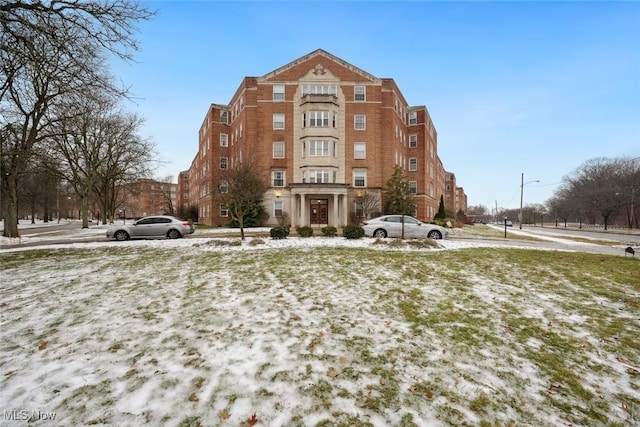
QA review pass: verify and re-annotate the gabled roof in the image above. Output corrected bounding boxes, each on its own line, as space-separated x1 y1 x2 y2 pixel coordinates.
259 49 380 83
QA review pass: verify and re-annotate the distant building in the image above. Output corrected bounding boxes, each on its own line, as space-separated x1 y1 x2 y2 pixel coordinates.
185 49 467 226
119 178 177 219
177 171 190 214
445 172 468 215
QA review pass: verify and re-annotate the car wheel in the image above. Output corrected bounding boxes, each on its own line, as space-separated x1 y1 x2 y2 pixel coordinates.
427 230 442 240
114 230 129 241
373 229 387 238
167 229 181 239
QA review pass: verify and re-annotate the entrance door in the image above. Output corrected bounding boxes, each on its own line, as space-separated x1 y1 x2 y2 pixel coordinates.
310 199 329 225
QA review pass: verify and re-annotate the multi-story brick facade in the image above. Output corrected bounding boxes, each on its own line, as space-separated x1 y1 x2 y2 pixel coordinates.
445 172 468 216
176 171 190 214
119 178 177 219
187 49 466 227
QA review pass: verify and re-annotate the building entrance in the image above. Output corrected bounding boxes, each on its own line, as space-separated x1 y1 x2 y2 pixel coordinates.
310 199 329 224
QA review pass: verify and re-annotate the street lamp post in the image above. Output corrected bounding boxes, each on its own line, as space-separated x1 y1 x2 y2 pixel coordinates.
519 173 540 230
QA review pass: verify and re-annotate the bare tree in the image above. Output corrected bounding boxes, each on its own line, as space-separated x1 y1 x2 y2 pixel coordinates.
547 193 572 227
156 175 176 216
92 111 155 224
548 156 640 229
355 190 381 220
0 1 154 237
616 156 640 229
214 157 268 240
467 205 489 216
49 94 155 227
563 158 622 230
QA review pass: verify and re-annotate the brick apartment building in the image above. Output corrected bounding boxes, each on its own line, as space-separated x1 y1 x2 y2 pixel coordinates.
445 172 468 217
120 178 177 220
179 49 466 227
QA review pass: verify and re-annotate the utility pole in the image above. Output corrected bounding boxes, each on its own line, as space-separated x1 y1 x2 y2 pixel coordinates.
519 173 524 229
520 173 540 230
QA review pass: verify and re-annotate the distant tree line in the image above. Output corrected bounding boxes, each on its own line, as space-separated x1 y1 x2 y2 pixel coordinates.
1 1 156 237
550 156 639 230
468 156 640 230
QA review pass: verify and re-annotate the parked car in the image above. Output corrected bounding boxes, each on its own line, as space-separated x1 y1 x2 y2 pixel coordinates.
106 215 194 241
361 215 448 239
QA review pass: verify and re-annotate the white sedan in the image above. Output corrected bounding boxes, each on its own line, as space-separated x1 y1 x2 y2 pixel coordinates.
361 215 448 239
106 215 194 241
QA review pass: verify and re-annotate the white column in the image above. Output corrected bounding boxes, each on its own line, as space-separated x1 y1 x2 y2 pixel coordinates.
289 194 297 228
300 193 306 226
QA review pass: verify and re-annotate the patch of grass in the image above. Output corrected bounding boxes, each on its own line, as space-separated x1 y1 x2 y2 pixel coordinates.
2 245 639 426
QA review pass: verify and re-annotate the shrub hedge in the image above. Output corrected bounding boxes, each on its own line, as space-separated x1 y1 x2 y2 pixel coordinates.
343 224 365 239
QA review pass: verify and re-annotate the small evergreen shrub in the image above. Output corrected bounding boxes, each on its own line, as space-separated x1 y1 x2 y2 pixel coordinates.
343 224 365 239
321 226 337 237
270 226 289 239
296 226 314 237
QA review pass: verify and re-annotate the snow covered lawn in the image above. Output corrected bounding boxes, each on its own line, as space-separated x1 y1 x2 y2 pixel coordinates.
1 236 639 426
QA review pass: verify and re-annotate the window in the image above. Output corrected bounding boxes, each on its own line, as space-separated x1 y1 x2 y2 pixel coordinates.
273 84 285 101
220 157 228 170
354 170 366 187
274 200 283 217
409 111 417 125
273 141 284 159
220 204 228 217
220 111 228 124
309 170 330 183
302 85 337 95
309 140 329 157
409 158 417 171
354 86 365 101
273 113 285 129
220 133 228 147
218 180 228 194
272 171 285 187
309 110 330 127
409 181 417 195
354 142 366 159
409 134 417 148
354 115 366 130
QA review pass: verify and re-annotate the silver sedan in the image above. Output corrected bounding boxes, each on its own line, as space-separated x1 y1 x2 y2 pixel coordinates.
106 215 194 241
361 215 448 239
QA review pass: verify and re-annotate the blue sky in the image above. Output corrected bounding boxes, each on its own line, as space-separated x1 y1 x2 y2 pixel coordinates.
111 1 640 211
